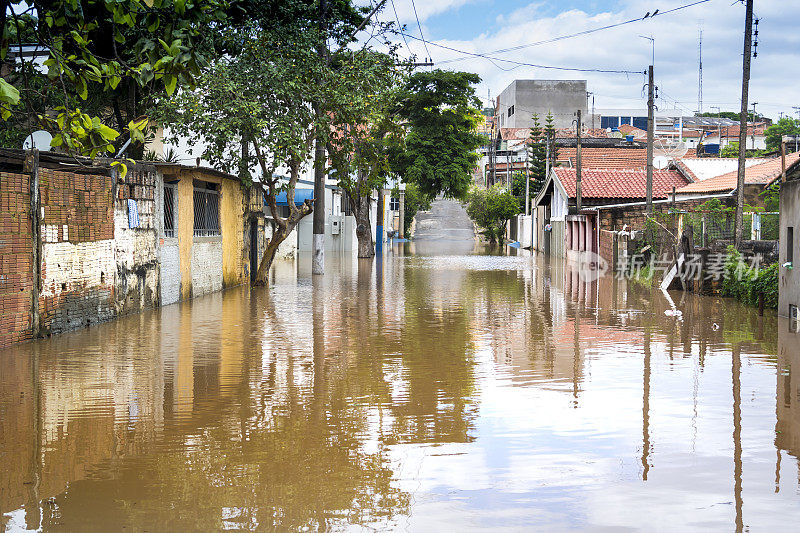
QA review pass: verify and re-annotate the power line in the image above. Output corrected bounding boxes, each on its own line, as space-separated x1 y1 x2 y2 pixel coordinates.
399 32 643 74
389 0 412 58
436 0 716 66
409 0 432 63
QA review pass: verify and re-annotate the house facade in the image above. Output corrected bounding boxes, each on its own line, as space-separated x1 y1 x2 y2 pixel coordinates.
0 149 267 348
532 167 689 259
778 157 800 318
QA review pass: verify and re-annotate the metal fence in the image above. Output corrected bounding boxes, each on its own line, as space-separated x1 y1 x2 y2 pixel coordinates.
193 186 220 237
164 183 176 237
671 211 779 248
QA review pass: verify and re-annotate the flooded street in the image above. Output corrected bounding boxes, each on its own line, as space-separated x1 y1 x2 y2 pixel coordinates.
2 201 800 531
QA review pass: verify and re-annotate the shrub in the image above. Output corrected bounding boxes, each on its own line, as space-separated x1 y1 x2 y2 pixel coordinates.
721 245 778 308
466 185 520 245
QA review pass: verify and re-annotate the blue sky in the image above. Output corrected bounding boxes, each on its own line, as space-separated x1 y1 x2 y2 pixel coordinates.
368 0 800 120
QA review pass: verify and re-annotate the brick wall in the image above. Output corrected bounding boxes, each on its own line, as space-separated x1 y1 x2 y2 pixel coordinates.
598 229 616 269
0 172 34 348
38 168 116 336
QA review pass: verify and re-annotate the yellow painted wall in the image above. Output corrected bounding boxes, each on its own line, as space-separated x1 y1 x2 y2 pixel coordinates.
221 178 244 288
177 174 194 300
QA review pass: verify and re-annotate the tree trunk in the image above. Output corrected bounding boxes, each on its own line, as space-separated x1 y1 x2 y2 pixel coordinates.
355 195 374 258
254 226 285 285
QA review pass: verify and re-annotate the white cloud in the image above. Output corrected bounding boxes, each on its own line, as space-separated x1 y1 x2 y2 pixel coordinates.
377 0 799 119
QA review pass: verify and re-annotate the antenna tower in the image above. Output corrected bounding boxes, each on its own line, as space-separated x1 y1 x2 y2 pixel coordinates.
697 25 703 114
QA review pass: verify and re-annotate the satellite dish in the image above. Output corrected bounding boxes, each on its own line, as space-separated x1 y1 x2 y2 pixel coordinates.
653 156 670 170
23 130 53 151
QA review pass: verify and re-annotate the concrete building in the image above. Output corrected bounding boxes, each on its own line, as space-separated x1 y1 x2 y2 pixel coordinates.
496 80 587 130
778 156 800 318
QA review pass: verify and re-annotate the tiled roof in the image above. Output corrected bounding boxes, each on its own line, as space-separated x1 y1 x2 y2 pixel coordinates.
676 152 800 194
705 122 768 139
555 128 609 139
672 159 699 182
498 127 530 141
555 168 689 200
557 147 647 170
618 124 647 138
680 129 703 138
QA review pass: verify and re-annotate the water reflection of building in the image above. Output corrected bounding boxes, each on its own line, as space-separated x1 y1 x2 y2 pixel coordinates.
776 324 800 459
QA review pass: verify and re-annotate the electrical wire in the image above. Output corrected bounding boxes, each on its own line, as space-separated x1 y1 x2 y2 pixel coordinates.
409 0 432 62
436 0 716 66
399 32 643 74
389 0 412 58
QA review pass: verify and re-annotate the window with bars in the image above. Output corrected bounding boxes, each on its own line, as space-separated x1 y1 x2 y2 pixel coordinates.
164 183 177 237
390 196 399 211
341 190 354 216
193 181 220 237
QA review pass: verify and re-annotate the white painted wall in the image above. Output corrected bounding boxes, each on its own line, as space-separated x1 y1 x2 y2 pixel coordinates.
191 239 223 297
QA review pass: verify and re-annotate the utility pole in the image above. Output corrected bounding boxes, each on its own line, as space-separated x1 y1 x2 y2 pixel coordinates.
646 64 655 213
489 89 496 187
312 0 329 275
576 109 582 213
697 25 703 114
734 0 753 249
524 147 530 216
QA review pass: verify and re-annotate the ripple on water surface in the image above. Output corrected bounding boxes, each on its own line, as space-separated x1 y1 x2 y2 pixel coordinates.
1 247 798 532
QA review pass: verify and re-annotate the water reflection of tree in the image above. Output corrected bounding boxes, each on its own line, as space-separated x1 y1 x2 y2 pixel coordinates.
23 287 410 531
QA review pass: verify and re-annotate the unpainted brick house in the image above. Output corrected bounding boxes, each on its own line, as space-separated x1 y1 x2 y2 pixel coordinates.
0 149 266 348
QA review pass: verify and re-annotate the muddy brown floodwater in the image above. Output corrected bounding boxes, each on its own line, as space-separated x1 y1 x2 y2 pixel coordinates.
2 242 800 531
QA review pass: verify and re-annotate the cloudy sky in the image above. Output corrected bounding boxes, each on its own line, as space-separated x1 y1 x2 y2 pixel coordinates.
365 0 799 120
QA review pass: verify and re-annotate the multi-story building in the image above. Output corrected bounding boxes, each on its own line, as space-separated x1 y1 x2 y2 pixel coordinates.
495 80 588 130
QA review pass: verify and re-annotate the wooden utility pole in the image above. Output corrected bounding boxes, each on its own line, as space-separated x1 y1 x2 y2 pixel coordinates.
646 64 655 213
576 109 582 213
734 0 753 249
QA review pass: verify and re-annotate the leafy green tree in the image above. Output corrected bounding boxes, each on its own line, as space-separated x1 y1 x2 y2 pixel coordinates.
157 26 333 283
328 50 405 258
765 117 800 152
1 0 229 157
391 70 483 200
697 111 758 122
465 185 520 245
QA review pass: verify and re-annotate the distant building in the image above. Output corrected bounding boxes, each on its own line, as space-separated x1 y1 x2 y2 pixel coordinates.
496 80 587 130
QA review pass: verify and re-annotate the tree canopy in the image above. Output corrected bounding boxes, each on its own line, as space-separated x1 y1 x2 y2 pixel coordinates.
1 0 232 156
466 185 519 245
391 70 483 200
765 117 800 152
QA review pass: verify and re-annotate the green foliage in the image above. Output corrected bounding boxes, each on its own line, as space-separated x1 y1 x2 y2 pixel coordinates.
328 50 406 216
765 117 800 152
391 70 483 200
721 245 778 309
511 170 533 200
465 185 520 244
720 141 766 158
525 111 556 197
760 181 780 212
720 142 742 158
697 111 757 121
2 1 230 155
